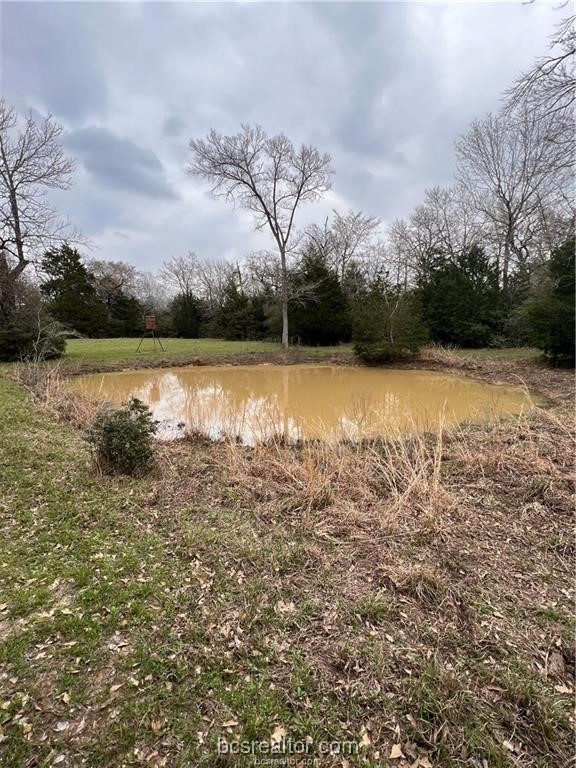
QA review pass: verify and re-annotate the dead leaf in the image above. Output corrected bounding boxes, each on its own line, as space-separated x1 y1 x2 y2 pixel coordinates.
359 729 371 748
271 725 286 744
390 744 404 760
275 600 296 615
548 651 565 678
554 683 574 694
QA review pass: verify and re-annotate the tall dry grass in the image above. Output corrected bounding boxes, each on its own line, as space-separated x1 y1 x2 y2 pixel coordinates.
222 422 453 539
11 362 101 430
420 343 469 368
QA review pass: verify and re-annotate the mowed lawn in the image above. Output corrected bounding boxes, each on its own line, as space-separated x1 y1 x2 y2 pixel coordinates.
62 337 539 367
63 338 352 365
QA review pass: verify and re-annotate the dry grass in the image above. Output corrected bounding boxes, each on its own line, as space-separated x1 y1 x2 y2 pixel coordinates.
420 343 471 368
11 361 101 430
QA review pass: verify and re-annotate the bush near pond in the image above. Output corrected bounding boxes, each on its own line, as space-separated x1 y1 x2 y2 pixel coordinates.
86 397 157 475
353 280 428 363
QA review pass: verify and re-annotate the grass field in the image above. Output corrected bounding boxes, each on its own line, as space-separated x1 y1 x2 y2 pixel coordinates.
450 347 540 360
0 353 573 767
63 338 352 366
62 338 541 368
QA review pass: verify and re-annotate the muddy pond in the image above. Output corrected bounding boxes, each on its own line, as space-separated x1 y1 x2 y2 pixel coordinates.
70 364 537 444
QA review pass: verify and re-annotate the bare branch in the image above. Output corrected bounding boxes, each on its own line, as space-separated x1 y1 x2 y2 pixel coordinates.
0 100 76 318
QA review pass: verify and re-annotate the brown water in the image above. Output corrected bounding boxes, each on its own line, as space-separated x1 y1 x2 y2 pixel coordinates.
71 364 536 444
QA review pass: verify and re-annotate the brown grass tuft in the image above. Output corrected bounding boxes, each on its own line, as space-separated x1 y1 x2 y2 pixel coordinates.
11 361 101 430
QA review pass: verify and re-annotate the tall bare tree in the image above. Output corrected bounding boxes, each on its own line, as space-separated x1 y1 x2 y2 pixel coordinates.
505 14 575 171
330 209 381 283
244 250 283 295
160 253 198 299
0 101 75 318
133 270 170 314
188 125 332 348
387 186 483 287
161 251 233 309
306 209 381 284
88 259 138 319
506 14 575 117
455 109 566 292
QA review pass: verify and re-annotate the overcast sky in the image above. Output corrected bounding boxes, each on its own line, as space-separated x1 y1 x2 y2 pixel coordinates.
1 1 560 271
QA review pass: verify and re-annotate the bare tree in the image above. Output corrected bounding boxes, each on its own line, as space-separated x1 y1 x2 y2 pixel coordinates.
188 125 332 348
0 101 75 318
133 270 170 314
505 14 575 170
386 187 483 287
455 109 567 292
305 209 381 284
160 253 198 299
330 209 381 283
88 259 138 319
305 216 336 265
161 252 233 309
506 14 575 117
244 250 283 295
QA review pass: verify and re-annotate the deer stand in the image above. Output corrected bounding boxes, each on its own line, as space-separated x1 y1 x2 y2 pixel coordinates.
136 315 165 352
136 330 165 353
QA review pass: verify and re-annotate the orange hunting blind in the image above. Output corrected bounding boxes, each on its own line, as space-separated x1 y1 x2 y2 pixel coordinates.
145 315 157 331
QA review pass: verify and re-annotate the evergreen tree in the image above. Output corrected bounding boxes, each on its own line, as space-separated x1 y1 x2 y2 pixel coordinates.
418 245 501 347
40 244 108 336
107 293 144 337
214 279 266 340
172 293 202 338
515 237 575 366
289 248 350 345
352 277 427 363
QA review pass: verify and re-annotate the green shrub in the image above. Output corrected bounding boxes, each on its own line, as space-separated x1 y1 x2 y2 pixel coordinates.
524 296 574 366
512 238 575 366
353 282 427 363
0 315 66 362
87 398 157 475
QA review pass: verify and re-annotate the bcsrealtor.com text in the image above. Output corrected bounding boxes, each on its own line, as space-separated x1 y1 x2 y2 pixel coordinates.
217 736 359 760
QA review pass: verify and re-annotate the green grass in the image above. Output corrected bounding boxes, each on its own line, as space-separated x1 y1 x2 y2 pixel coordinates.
61 337 539 367
63 337 351 365
451 346 540 360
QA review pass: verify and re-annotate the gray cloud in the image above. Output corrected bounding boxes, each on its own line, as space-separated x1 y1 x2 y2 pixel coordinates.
0 1 561 269
163 115 186 138
1 2 108 122
65 127 176 200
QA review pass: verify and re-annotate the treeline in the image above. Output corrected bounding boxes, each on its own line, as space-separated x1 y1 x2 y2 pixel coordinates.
5 225 571 368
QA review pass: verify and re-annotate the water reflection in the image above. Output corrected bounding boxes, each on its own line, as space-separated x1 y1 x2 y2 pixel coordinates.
71 364 535 444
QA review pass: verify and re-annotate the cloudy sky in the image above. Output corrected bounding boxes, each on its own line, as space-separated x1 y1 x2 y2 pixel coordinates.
1 1 560 271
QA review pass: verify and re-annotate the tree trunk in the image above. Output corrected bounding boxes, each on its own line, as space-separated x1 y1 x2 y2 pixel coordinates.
279 245 289 349
0 275 17 320
0 252 27 320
